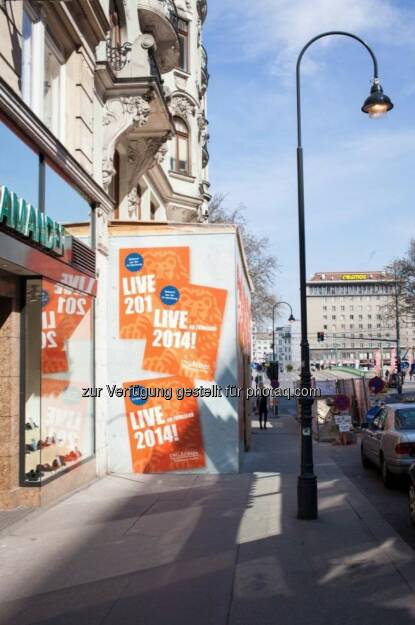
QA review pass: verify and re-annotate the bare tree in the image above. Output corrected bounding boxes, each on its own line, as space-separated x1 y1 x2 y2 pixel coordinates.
208 193 279 324
385 240 415 325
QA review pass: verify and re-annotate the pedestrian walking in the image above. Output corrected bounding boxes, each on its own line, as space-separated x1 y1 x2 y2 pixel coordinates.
257 387 269 430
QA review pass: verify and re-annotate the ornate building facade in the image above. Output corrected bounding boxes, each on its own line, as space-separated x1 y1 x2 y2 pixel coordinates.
0 0 210 509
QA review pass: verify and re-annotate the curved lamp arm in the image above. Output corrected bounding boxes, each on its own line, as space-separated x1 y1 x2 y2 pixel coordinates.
296 31 380 147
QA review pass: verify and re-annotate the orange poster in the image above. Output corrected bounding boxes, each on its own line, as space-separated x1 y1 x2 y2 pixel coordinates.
41 279 92 374
123 376 205 473
119 247 190 339
143 283 227 381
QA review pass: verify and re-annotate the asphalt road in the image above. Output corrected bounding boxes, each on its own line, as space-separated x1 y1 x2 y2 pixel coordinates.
326 437 415 550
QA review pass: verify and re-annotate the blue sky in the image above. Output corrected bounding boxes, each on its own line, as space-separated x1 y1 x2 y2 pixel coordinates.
204 0 415 321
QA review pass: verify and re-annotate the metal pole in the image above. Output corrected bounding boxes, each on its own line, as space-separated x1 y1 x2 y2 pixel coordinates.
272 305 276 363
395 283 402 395
295 30 380 521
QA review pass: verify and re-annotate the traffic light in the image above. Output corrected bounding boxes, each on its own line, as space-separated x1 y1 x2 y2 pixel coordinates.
317 331 325 342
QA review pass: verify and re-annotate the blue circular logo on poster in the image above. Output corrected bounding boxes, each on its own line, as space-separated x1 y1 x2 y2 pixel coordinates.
124 253 144 272
40 290 50 307
160 286 180 306
130 385 148 406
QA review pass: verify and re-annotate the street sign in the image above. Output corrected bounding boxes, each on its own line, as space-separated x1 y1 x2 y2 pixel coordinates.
401 361 410 370
334 394 350 411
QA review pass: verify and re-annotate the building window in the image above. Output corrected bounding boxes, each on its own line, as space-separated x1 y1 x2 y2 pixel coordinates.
178 19 189 72
150 201 157 221
350 314 354 319
22 9 34 106
109 0 121 48
110 149 120 217
171 117 190 175
44 34 64 137
21 9 65 139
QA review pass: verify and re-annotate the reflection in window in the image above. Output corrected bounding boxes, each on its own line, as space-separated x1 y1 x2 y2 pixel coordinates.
0 120 38 208
45 162 92 227
24 279 94 483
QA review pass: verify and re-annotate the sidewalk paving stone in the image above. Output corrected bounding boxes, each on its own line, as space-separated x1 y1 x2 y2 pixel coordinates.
1 401 415 624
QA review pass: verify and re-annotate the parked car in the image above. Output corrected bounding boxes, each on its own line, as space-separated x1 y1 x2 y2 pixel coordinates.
361 402 415 487
409 463 415 526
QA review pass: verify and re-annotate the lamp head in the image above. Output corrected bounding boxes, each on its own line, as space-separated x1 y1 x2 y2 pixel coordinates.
288 313 295 322
362 79 393 119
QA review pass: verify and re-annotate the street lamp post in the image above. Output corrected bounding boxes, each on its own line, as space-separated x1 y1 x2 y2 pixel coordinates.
295 31 393 520
394 281 402 395
271 301 295 416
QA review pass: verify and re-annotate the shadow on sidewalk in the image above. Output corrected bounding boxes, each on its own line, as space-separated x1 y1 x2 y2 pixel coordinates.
0 401 414 625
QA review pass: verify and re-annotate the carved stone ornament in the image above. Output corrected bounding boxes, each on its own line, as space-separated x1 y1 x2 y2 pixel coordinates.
197 114 209 142
126 132 172 193
127 187 138 218
102 95 152 192
169 95 197 120
154 142 169 164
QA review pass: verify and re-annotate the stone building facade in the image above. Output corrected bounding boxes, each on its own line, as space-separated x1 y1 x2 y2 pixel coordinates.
0 0 210 509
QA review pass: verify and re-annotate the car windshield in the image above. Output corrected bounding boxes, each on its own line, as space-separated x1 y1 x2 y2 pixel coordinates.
395 408 415 430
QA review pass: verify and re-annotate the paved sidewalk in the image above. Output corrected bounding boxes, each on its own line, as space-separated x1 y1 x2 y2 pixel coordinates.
1 402 415 625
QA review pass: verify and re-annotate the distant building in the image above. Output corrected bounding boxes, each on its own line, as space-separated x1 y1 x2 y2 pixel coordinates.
252 321 301 371
307 271 415 367
252 324 272 363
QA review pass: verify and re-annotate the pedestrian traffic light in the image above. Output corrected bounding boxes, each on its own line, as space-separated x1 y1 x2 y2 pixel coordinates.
317 331 325 342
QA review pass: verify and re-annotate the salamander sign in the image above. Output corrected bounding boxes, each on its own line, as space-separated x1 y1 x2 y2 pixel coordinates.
0 185 65 255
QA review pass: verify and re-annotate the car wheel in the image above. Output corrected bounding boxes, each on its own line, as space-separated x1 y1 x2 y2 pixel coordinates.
361 443 370 468
409 484 415 526
381 456 394 488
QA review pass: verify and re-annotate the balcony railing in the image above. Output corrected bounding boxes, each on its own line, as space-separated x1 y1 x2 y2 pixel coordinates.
106 38 132 72
201 44 209 85
158 0 178 32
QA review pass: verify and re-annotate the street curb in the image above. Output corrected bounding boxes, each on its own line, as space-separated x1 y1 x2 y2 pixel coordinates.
316 442 415 593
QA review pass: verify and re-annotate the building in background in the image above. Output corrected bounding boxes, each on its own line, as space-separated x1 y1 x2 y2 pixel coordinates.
252 326 272 363
274 321 301 372
0 0 211 509
307 272 415 368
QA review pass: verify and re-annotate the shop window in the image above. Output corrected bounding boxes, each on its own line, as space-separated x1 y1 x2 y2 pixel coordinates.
171 117 190 175
45 162 92 227
178 19 189 72
0 120 38 209
23 279 94 484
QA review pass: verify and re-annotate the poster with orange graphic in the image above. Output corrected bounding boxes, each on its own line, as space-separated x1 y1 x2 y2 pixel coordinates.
143 283 227 381
41 279 93 374
119 247 190 339
123 376 205 473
